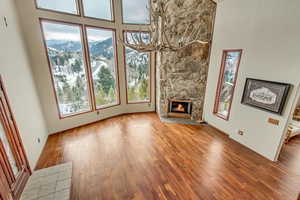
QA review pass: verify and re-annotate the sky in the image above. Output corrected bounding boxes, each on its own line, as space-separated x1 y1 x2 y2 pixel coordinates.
39 0 149 41
42 22 113 42
122 0 150 24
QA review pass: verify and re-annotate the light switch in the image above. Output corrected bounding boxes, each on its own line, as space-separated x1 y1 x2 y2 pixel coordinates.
268 118 279 125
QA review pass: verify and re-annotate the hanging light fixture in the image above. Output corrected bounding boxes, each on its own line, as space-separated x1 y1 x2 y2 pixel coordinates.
119 0 212 52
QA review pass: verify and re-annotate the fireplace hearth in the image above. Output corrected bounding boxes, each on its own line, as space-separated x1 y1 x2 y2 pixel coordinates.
168 99 192 119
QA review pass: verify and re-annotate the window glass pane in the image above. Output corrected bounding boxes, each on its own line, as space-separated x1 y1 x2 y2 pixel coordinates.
0 121 19 176
125 32 150 103
42 21 91 117
82 0 112 21
122 0 150 24
86 27 118 108
36 0 78 14
216 51 241 118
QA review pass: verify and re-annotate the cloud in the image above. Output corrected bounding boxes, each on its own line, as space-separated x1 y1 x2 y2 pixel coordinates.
43 22 81 41
86 28 113 42
122 0 150 23
37 0 77 14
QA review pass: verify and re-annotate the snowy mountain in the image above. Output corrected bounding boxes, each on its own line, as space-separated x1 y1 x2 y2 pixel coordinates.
89 38 114 59
46 38 114 58
47 40 82 51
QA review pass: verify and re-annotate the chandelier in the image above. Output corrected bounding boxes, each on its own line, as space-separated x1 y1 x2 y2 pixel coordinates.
119 0 212 52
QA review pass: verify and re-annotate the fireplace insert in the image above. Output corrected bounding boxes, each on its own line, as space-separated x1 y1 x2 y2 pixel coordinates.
168 99 192 118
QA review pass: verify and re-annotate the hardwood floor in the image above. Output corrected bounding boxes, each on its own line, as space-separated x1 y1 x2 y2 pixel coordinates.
36 113 300 200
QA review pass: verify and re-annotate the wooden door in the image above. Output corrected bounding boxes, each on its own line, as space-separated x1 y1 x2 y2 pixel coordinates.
0 76 31 200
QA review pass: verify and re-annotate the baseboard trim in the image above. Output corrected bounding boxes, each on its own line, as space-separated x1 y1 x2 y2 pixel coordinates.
50 111 156 135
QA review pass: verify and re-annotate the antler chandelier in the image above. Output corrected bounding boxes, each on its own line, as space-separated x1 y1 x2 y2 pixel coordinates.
119 0 211 52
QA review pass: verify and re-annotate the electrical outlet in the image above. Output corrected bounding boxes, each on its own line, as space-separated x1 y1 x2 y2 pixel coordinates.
238 130 244 136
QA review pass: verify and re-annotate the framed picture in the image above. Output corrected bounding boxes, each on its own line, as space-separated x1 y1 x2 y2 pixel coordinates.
241 78 291 115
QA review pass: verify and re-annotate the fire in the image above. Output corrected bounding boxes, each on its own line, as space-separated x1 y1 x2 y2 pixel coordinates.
174 104 185 112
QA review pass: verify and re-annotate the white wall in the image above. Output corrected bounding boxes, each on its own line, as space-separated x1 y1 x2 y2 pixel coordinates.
204 0 300 161
15 0 156 134
0 0 48 169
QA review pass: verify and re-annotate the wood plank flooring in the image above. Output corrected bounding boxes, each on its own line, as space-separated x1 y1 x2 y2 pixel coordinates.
36 113 300 200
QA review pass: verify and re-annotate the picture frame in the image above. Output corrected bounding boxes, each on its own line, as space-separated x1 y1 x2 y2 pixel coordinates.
241 78 291 115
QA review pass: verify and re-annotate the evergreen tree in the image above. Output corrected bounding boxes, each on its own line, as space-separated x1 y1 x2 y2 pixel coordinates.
95 87 107 106
97 67 115 95
57 86 64 103
62 81 72 103
71 59 83 74
71 75 85 111
138 79 148 100
108 87 116 103
128 87 137 102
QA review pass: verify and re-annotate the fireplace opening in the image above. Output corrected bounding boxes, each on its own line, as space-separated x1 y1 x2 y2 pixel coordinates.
168 99 192 118
170 102 190 114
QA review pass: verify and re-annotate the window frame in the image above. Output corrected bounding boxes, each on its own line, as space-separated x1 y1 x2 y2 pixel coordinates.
36 0 155 119
81 0 115 22
83 25 121 110
35 0 81 16
120 0 151 25
39 18 94 119
213 49 243 121
123 30 152 104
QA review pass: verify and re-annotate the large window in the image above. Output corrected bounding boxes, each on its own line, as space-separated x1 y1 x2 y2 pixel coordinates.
86 27 119 108
36 0 78 14
41 21 91 117
214 50 242 120
124 32 150 103
122 0 150 24
38 0 153 118
82 0 113 21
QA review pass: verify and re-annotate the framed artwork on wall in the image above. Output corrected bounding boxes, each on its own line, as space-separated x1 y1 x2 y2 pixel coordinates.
241 78 291 115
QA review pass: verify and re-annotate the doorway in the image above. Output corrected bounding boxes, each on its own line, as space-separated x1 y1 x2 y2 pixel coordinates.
277 84 300 171
0 76 31 199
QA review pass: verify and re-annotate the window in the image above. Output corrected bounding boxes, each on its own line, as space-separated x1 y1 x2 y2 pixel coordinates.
82 0 113 21
122 0 150 24
36 0 78 14
37 0 154 118
86 27 119 108
124 32 150 103
0 121 19 176
41 21 92 117
214 50 242 120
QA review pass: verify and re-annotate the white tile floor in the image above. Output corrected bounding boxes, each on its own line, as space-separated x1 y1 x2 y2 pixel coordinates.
21 162 72 200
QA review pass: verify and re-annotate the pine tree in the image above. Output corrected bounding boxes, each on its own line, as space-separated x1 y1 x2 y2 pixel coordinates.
97 67 115 95
108 87 116 103
71 59 83 74
128 86 137 102
138 78 149 100
57 86 64 103
62 81 72 103
71 75 85 111
95 87 107 106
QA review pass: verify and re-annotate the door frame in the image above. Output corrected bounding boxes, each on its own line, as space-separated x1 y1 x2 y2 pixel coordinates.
0 75 31 199
275 83 300 161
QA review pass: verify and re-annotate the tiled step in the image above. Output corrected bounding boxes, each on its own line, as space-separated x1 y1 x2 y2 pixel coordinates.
21 162 72 200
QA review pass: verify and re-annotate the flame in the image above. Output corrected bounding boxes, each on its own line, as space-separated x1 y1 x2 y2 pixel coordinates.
174 104 185 112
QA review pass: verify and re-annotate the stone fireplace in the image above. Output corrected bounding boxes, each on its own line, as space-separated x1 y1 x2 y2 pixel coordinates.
156 0 216 122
